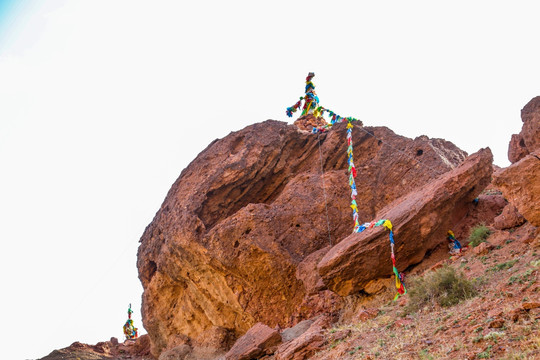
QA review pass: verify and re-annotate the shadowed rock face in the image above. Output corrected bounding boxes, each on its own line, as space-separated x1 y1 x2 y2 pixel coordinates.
137 120 468 357
317 148 493 296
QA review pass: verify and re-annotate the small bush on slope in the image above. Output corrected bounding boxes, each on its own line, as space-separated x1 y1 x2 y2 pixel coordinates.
405 265 477 313
468 224 491 247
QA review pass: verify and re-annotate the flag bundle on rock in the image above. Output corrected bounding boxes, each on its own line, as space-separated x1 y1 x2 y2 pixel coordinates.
123 303 138 340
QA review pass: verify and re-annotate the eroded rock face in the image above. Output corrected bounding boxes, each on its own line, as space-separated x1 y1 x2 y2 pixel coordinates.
224 323 281 360
274 316 330 360
137 120 468 357
494 151 540 227
508 96 540 163
317 148 493 296
494 203 526 230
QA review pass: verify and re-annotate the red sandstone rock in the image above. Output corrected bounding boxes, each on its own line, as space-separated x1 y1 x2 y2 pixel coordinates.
522 302 540 310
451 192 506 240
356 308 380 322
494 203 526 230
520 98 540 149
508 134 529 163
137 120 467 357
224 323 282 360
38 335 152 360
488 319 505 329
508 96 540 163
293 114 331 131
317 148 493 296
494 151 540 227
473 242 493 256
280 319 315 343
274 316 330 360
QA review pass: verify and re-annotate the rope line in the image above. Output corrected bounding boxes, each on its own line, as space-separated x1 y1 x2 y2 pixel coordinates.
317 133 333 246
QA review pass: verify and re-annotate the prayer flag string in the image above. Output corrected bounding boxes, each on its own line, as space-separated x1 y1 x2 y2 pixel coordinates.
285 72 406 300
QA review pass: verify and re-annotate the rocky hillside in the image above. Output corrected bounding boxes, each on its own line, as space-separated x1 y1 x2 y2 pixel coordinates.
136 117 480 358
39 97 539 360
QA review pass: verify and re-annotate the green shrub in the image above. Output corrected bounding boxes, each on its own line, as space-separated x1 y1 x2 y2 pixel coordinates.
468 225 491 247
405 265 477 313
489 259 518 272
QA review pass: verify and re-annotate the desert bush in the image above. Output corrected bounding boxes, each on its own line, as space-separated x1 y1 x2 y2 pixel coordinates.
468 225 491 247
405 265 477 313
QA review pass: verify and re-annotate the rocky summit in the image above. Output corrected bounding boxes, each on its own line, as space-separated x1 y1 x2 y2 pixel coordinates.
40 98 539 360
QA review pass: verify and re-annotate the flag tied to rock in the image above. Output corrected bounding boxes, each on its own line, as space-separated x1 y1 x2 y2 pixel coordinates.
285 72 406 299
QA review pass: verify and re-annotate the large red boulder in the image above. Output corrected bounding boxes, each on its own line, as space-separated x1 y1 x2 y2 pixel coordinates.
137 120 468 357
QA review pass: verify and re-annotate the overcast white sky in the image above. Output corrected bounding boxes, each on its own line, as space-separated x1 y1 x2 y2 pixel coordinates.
1 1 539 359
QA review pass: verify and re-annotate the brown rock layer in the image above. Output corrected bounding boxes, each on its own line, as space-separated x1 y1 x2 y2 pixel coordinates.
137 120 468 356
317 148 493 296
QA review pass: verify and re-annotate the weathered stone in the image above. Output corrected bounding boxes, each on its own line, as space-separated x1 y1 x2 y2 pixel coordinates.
494 203 526 230
356 308 380 322
137 120 467 356
274 316 330 360
293 114 331 131
451 193 506 240
510 308 526 322
363 278 390 295
519 97 540 154
224 323 282 360
295 246 330 296
508 96 540 163
281 319 315 343
473 242 493 256
494 151 540 227
508 134 529 163
317 148 493 296
488 319 505 329
522 302 540 310
38 336 153 360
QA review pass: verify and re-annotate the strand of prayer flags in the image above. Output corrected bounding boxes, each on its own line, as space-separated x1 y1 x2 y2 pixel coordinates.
355 219 407 300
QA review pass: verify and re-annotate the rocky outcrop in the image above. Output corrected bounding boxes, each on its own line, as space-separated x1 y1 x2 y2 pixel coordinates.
137 120 468 357
494 150 540 227
494 203 526 230
39 336 152 360
274 316 330 360
317 148 493 296
224 323 281 360
508 96 540 163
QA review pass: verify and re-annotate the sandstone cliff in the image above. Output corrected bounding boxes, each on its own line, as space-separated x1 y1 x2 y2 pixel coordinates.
136 120 473 357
